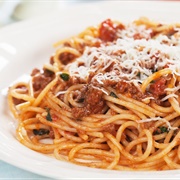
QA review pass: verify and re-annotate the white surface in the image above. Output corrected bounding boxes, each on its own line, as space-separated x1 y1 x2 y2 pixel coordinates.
1 1 180 179
0 0 20 26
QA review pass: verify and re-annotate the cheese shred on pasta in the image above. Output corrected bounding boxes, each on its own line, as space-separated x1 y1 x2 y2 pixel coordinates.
8 17 180 170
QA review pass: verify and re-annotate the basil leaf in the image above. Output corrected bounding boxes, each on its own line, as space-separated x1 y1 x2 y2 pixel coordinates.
159 126 168 133
60 73 70 81
137 72 141 78
45 108 52 121
33 129 50 136
154 126 169 135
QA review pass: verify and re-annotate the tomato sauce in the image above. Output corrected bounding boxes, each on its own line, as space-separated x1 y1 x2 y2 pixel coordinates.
99 19 124 42
149 77 167 96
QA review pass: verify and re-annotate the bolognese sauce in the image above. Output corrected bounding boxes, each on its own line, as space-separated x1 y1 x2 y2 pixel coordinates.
8 17 180 171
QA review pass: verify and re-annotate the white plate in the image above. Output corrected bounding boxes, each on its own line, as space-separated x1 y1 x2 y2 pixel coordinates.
1 1 180 179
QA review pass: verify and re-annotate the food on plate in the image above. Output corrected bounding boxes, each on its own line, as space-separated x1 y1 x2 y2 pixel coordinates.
8 17 180 170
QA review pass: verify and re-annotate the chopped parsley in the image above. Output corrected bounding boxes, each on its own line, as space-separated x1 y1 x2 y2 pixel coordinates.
137 72 141 78
45 108 52 121
110 92 118 98
33 129 50 136
154 126 169 134
159 126 169 133
60 73 70 81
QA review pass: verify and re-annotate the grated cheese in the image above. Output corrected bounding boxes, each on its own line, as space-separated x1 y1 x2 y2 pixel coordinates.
160 94 178 102
67 23 180 92
165 84 180 92
55 90 67 97
137 117 178 131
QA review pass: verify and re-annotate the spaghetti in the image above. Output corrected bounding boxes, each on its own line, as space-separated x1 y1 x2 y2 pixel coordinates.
8 17 180 170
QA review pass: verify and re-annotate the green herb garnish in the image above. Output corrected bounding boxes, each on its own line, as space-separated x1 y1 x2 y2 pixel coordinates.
45 108 52 121
137 72 141 78
33 129 50 136
60 73 70 81
159 126 169 133
110 92 118 98
154 126 169 135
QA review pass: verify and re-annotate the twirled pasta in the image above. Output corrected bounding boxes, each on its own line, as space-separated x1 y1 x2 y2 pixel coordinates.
8 17 180 170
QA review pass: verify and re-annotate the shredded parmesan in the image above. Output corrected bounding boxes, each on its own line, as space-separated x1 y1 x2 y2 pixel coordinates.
137 117 177 131
67 24 180 87
55 91 67 97
142 96 155 103
91 85 109 95
160 94 178 102
165 84 180 92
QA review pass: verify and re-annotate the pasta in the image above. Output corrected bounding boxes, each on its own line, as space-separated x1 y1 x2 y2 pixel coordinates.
8 17 180 170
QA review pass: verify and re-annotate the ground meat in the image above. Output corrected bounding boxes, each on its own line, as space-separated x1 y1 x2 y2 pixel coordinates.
71 107 90 119
49 130 54 139
73 86 87 103
103 124 116 136
12 86 28 105
71 85 105 118
133 33 150 40
165 28 178 38
69 76 83 85
31 64 55 93
33 75 52 92
115 81 145 101
116 81 131 93
13 98 25 105
85 86 103 105
31 68 40 76
33 70 54 91
59 52 76 65
103 79 117 87
149 77 167 96
50 56 54 65
114 78 168 104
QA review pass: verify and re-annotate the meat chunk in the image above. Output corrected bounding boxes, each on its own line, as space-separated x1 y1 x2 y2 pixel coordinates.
31 68 55 92
115 81 144 101
31 68 40 76
72 85 105 118
85 86 103 105
32 75 52 92
12 85 28 105
149 77 167 96
103 124 116 136
59 52 76 65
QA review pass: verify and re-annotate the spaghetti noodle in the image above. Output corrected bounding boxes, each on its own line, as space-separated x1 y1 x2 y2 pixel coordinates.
8 17 180 170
